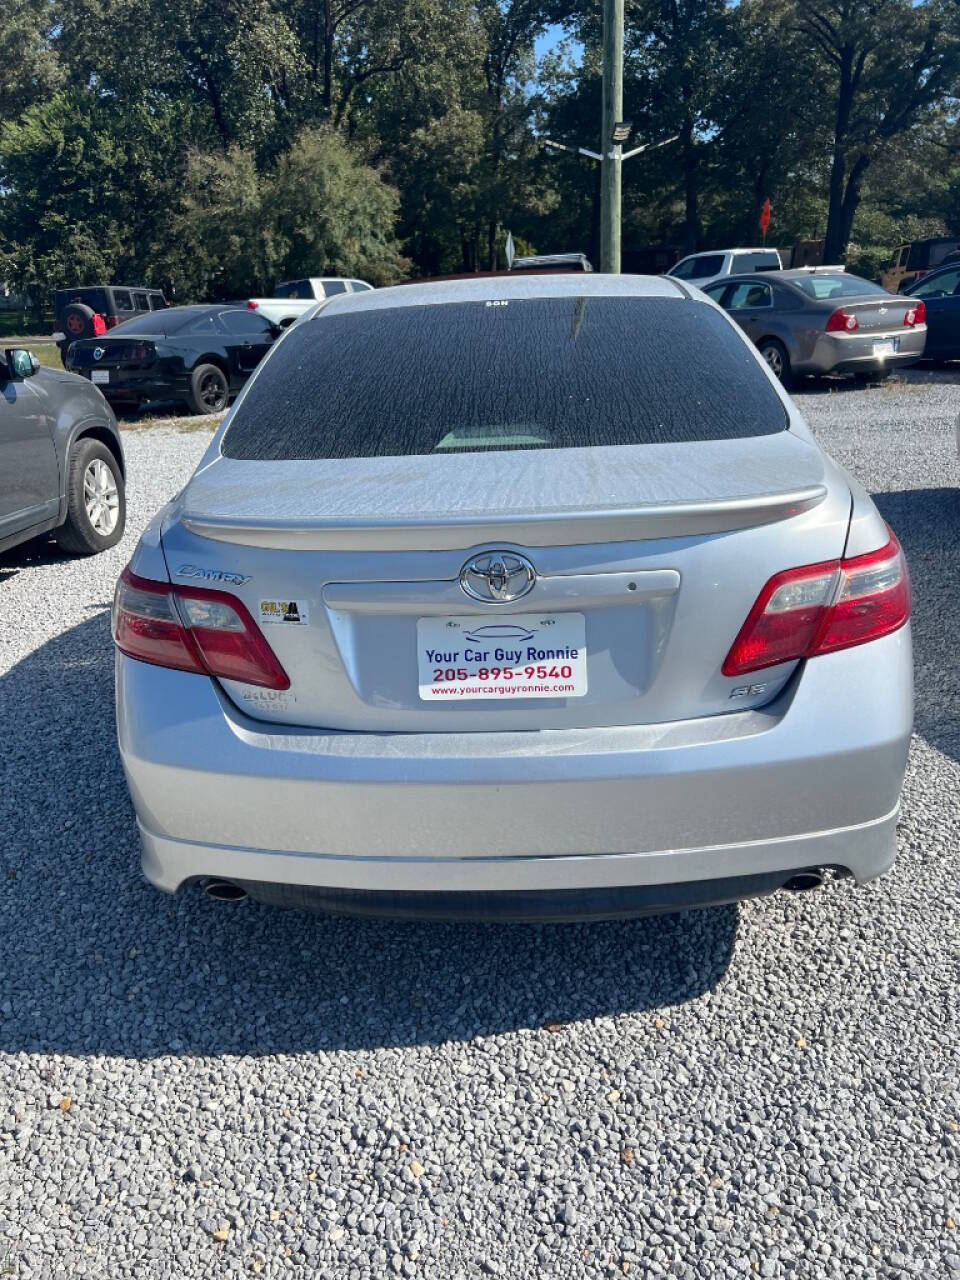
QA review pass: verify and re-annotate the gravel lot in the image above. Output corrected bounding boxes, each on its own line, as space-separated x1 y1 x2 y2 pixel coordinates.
0 372 958 1280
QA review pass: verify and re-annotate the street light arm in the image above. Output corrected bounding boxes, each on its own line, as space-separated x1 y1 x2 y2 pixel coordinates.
542 138 603 162
620 133 679 161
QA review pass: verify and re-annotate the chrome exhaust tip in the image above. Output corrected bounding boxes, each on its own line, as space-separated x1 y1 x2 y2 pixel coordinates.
203 879 248 903
783 870 825 893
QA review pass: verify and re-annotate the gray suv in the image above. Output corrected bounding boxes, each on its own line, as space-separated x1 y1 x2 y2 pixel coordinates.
0 347 126 557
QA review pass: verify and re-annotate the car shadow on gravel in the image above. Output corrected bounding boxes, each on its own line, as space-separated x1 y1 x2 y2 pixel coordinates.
872 485 960 764
0 611 737 1058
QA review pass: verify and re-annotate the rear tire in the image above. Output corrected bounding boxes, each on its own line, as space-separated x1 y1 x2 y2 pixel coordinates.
758 338 792 386
54 438 126 555
186 363 229 415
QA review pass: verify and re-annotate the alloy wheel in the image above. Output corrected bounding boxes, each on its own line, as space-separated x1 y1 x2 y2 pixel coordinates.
199 371 227 411
83 458 120 536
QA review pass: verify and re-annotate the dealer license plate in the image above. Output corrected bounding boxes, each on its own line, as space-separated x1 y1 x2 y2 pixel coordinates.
873 339 898 357
417 612 587 701
91 370 110 384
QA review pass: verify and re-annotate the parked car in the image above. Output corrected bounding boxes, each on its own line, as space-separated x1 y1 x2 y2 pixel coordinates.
879 237 960 294
509 253 592 272
0 346 125 556
64 303 295 415
703 269 926 383
113 274 912 922
897 262 960 360
52 285 167 363
667 247 783 288
271 278 373 300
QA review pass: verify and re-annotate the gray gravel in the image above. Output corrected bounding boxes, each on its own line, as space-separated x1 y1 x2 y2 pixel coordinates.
1 371 958 1280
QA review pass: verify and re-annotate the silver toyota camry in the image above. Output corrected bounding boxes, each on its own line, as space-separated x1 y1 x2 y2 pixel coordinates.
113 274 913 921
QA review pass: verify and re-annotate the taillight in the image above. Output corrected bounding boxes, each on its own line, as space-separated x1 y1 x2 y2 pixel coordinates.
112 567 290 689
825 308 859 333
131 343 155 366
106 315 122 328
904 301 926 327
247 300 259 310
92 312 107 336
722 531 910 677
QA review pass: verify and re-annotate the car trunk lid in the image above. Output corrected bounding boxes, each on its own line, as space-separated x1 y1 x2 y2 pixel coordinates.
161 433 851 732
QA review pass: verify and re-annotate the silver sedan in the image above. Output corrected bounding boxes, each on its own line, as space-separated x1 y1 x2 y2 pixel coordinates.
703 269 926 383
112 273 913 921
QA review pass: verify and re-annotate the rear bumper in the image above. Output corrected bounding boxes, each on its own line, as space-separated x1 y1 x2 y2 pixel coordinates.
117 627 913 912
69 369 191 402
801 328 926 375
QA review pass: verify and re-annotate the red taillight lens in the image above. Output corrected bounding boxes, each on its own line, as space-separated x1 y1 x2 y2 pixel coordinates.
246 300 259 310
825 308 859 333
112 568 290 689
904 300 926 327
722 532 910 677
91 312 107 336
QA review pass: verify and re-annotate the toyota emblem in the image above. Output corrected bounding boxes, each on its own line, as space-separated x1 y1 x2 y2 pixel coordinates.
459 551 536 603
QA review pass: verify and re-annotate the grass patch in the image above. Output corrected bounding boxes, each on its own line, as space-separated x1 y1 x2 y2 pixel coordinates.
32 344 63 370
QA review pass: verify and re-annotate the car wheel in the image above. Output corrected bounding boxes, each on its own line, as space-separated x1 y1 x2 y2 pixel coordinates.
187 363 229 415
758 339 791 385
54 438 126 555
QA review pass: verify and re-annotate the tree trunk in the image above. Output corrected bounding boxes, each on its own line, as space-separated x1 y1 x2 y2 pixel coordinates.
681 112 698 256
823 45 856 263
589 162 602 268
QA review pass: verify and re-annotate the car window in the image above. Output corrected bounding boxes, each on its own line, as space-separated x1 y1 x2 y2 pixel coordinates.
670 254 726 280
219 310 275 335
734 253 780 274
702 284 730 305
726 282 773 309
60 289 108 313
911 268 960 298
112 289 134 311
322 281 347 296
223 296 788 462
792 274 887 300
274 280 313 299
114 307 215 335
350 281 374 292
133 292 149 310
149 294 167 310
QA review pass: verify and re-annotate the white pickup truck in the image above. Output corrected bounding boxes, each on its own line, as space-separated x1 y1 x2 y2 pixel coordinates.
243 278 375 327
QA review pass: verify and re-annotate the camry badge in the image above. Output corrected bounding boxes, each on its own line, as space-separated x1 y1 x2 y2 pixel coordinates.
460 551 536 603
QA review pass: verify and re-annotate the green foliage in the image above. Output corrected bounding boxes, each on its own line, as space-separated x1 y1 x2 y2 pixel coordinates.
173 128 407 298
2 0 960 305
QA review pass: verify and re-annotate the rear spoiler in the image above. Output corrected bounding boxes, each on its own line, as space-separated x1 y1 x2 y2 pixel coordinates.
183 486 828 552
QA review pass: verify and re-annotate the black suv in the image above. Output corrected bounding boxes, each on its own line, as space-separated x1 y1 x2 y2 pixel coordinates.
53 286 167 362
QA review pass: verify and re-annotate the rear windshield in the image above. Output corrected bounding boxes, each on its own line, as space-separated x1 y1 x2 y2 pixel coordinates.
792 274 887 299
57 288 107 312
112 306 217 334
222 296 787 461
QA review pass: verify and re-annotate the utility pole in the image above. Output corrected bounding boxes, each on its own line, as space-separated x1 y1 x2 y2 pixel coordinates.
600 0 624 273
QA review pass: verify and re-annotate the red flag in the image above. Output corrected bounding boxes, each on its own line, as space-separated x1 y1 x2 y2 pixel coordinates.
760 199 771 236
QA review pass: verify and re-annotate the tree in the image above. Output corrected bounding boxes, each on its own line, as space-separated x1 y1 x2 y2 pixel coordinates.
799 0 960 261
625 0 731 254
0 0 62 126
173 127 407 298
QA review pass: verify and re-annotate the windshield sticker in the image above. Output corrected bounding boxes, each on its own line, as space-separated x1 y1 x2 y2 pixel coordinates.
259 599 309 625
